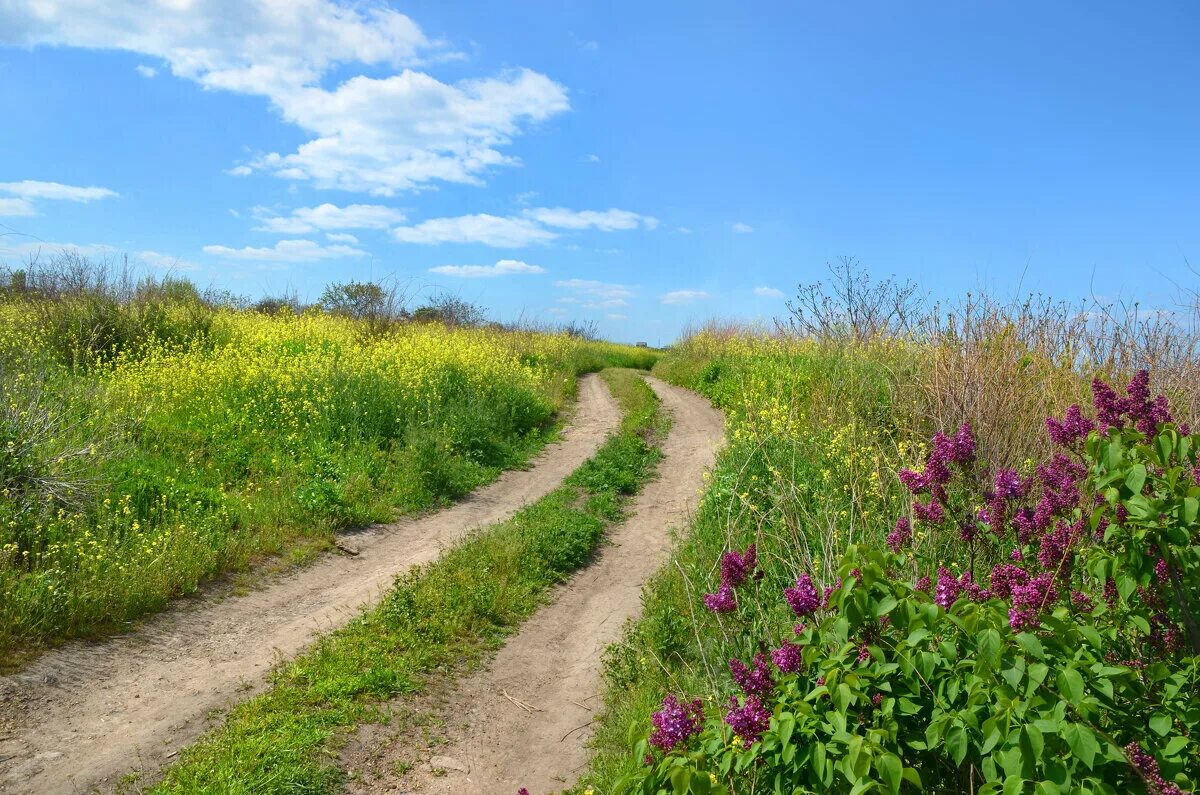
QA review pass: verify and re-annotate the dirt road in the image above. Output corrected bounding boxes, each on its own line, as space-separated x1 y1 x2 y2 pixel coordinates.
0 374 621 795
371 376 724 795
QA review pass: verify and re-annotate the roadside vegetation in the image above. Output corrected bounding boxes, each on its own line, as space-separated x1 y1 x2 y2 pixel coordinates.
149 367 667 793
0 256 655 664
583 263 1200 794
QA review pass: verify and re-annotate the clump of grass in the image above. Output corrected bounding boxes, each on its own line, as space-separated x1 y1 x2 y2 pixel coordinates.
150 368 665 794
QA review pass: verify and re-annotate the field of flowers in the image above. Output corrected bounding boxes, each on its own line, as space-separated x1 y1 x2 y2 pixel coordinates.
0 291 654 662
584 326 1200 795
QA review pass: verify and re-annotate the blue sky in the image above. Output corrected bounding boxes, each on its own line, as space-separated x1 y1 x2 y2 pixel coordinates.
1 1 1198 345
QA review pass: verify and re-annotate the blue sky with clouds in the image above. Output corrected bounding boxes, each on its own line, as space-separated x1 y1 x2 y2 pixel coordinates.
1 1 1198 344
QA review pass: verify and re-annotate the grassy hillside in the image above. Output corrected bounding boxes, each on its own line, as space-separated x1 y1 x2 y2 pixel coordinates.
0 267 655 662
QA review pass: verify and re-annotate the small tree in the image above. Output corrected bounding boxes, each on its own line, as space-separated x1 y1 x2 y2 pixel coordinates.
318 279 407 336
411 292 487 328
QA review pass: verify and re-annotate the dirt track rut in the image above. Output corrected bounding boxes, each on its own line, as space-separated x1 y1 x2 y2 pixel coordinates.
367 376 724 795
0 374 621 795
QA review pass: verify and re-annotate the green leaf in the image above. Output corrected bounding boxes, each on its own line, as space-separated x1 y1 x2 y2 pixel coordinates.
977 628 1002 667
1150 713 1173 737
1015 632 1044 659
873 595 899 617
878 753 902 795
1063 723 1100 770
1164 737 1188 757
1057 667 1084 703
1125 463 1147 495
1184 497 1199 527
946 724 968 766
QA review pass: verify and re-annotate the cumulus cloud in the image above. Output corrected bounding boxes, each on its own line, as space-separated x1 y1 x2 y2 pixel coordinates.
0 1 568 195
0 180 118 202
429 259 545 278
392 214 557 247
524 207 657 231
661 289 709 305
202 239 365 262
252 203 406 233
135 64 157 78
325 232 359 243
731 221 753 234
754 286 785 298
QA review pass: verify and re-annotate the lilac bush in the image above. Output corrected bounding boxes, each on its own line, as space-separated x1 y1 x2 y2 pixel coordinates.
629 371 1200 794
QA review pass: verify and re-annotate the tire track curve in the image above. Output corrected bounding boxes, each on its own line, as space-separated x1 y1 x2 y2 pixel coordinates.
366 376 724 795
0 374 621 795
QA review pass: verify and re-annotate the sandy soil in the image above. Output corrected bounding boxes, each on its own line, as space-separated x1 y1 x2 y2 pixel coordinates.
358 376 724 795
0 374 621 795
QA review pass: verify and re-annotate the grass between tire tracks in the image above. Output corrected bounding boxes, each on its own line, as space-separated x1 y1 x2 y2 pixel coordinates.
147 368 669 794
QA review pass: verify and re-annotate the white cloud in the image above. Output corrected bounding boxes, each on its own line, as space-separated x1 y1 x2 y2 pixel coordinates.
556 278 633 300
252 203 406 233
547 307 567 316
429 259 545 278
135 64 157 78
661 289 709 305
0 180 118 202
249 69 569 194
582 153 600 163
392 214 557 247
138 250 200 271
525 207 657 231
0 2 568 195
202 239 365 262
732 221 753 234
0 240 116 260
0 197 35 216
555 278 633 308
228 165 253 177
676 227 693 234
606 313 627 320
325 232 359 243
754 286 785 298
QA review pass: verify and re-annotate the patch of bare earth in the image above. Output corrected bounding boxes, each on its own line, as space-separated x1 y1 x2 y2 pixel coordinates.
346 376 724 795
0 374 621 795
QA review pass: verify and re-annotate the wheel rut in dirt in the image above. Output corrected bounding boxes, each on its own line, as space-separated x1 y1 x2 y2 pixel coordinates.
363 376 724 795
0 374 621 795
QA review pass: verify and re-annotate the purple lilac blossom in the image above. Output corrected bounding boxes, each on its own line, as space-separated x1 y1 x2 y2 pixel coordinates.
935 567 963 609
724 695 772 744
912 499 945 525
1125 742 1189 795
703 583 737 613
649 694 705 751
887 516 912 552
1009 573 1059 631
729 653 774 697
1046 404 1095 447
784 574 820 617
990 563 1029 600
771 641 804 674
720 544 757 588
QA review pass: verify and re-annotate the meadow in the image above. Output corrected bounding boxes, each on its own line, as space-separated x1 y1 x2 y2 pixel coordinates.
584 271 1200 794
0 261 655 663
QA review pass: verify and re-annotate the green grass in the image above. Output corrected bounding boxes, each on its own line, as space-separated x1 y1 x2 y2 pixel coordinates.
149 368 667 794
